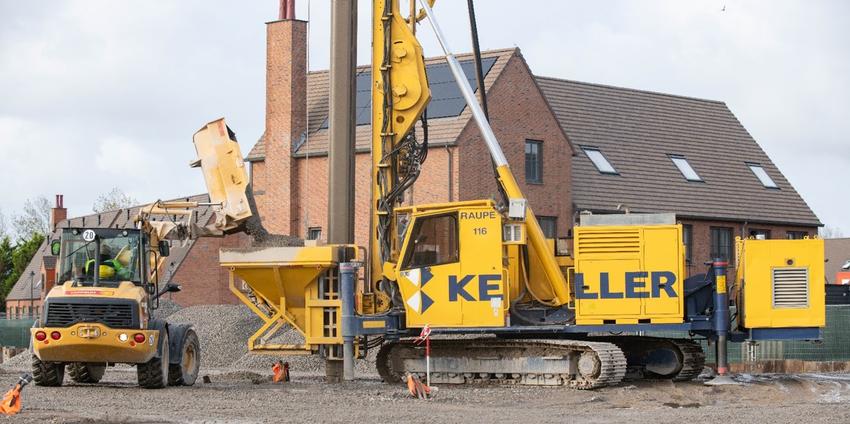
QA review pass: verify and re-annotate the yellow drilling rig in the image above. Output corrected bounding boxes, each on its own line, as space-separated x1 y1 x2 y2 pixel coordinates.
220 0 825 388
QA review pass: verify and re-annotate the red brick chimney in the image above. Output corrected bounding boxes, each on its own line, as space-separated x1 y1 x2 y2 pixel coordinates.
50 194 67 230
262 1 306 235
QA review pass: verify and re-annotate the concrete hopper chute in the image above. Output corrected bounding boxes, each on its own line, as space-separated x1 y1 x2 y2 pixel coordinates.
221 245 359 354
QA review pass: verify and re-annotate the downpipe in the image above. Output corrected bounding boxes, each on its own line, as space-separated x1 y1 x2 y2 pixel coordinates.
340 262 359 381
705 259 739 385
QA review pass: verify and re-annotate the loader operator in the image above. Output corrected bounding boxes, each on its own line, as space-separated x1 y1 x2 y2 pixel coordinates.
84 244 132 281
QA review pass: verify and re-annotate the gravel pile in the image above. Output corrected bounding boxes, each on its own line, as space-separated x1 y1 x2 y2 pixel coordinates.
152 299 183 319
3 348 31 369
167 304 262 369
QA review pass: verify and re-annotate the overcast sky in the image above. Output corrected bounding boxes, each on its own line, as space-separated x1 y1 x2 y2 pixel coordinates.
0 0 847 236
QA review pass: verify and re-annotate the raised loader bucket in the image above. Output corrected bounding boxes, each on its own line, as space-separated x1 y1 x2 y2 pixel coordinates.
191 118 252 233
221 245 356 354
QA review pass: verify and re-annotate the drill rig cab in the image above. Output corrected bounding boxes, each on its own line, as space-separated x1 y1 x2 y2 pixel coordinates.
31 118 252 389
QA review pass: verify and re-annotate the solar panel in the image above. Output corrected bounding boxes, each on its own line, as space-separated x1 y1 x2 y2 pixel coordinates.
320 57 497 129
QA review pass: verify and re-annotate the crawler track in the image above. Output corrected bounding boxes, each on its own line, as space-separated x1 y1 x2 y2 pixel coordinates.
377 338 627 390
601 336 706 381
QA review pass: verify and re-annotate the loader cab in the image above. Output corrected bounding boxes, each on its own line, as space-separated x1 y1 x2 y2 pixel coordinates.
55 228 146 287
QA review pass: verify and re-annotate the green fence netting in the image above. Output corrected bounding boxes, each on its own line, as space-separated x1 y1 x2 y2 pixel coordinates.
0 318 35 348
649 305 850 363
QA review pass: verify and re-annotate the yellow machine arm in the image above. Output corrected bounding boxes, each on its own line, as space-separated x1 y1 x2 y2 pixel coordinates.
369 0 434 290
137 118 253 245
368 0 570 306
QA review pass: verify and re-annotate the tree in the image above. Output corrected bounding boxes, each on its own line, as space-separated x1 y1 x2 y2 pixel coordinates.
0 233 45 305
820 226 845 239
0 237 13 288
0 208 7 238
93 187 138 213
12 196 51 239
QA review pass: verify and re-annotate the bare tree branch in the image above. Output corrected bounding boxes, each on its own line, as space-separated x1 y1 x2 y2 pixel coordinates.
93 187 138 213
819 226 845 239
11 196 51 239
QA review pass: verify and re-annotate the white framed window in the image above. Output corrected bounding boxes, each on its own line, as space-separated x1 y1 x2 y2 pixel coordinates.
307 227 322 241
525 140 543 183
747 163 778 188
669 155 703 182
581 146 618 175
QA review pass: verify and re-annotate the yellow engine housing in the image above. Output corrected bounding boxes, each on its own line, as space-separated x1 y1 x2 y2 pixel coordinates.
573 225 685 325
736 237 825 329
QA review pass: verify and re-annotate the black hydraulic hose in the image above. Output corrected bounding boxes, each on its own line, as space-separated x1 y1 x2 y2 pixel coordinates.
465 0 508 209
466 0 488 120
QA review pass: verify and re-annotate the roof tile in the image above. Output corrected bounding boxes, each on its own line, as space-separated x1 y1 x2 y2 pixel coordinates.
535 76 820 226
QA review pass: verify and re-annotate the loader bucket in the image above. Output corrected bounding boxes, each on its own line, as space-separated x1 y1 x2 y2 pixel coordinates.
221 245 355 354
192 118 252 232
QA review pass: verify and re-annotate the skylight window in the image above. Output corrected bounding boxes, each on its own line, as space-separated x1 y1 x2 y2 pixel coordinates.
669 155 703 182
582 147 618 175
747 163 778 188
842 260 850 271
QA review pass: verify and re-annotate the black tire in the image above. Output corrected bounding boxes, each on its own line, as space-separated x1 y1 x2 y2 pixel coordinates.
137 330 169 389
32 355 65 387
168 330 200 386
68 362 106 384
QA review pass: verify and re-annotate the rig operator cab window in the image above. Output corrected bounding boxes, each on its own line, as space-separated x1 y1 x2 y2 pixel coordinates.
402 214 459 269
57 228 143 286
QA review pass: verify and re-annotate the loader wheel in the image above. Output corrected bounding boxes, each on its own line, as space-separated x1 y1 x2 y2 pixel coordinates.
69 362 106 384
168 330 200 386
137 330 169 389
32 355 65 387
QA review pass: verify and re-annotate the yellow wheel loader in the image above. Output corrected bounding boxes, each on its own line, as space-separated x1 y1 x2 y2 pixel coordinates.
31 118 253 389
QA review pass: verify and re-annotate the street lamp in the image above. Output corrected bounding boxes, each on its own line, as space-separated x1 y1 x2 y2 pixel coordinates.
29 271 34 319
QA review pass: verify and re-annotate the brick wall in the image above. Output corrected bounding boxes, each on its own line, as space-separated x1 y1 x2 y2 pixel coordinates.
257 18 307 235
168 231 249 306
288 146 458 249
458 51 572 237
5 299 42 319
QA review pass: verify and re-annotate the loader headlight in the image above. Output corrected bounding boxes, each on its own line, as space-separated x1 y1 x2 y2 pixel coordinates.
119 333 128 342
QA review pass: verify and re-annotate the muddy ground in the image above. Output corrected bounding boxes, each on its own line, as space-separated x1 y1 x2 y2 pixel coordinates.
1 367 850 423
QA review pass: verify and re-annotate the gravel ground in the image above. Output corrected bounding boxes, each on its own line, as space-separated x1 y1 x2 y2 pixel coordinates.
1 369 849 423
6 304 850 422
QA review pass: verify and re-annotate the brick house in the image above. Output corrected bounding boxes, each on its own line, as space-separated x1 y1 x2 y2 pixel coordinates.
247 16 820 278
247 19 573 248
535 78 821 276
826 238 850 285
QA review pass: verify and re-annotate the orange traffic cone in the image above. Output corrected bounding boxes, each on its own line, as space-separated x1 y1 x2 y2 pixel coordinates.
272 361 290 383
405 373 431 399
0 374 32 416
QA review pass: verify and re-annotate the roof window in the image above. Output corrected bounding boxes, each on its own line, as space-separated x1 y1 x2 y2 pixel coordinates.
747 163 778 188
668 155 703 182
581 147 618 175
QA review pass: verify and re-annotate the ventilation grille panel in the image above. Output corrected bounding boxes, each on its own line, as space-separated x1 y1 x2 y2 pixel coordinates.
772 267 809 308
576 230 640 255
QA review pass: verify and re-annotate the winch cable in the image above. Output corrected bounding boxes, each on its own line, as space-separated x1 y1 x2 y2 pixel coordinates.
466 0 508 209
